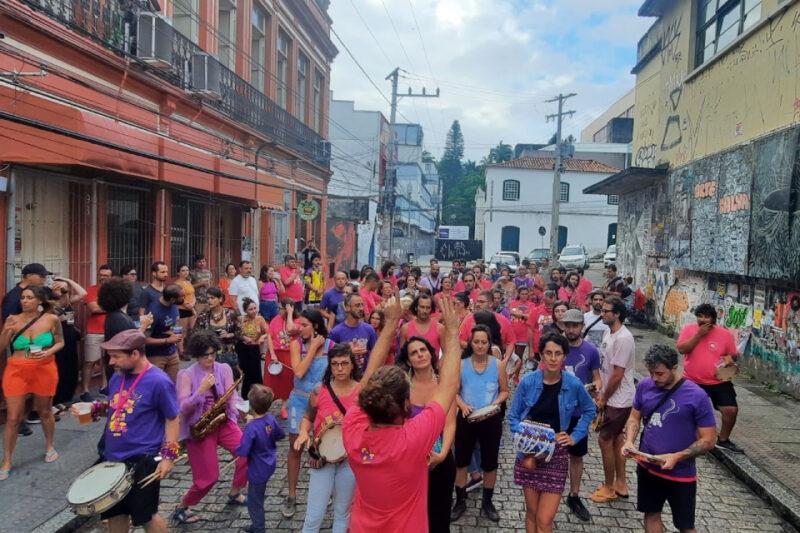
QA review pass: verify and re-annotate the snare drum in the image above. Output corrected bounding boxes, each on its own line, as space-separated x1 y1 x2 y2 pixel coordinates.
715 363 739 382
67 462 132 516
314 422 346 463
466 404 501 423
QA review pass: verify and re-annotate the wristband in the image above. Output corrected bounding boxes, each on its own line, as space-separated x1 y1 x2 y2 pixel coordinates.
160 441 180 461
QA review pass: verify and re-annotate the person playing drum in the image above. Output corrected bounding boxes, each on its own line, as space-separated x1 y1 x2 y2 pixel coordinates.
0 285 65 479
395 335 457 533
69 329 179 533
509 332 596 533
283 308 334 518
451 324 509 523
172 331 248 525
341 295 462 533
294 304 400 532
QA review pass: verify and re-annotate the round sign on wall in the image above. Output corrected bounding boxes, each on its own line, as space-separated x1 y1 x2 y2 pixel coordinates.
297 199 320 221
538 226 547 236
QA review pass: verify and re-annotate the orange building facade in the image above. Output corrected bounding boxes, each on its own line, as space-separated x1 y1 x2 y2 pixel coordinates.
0 0 336 290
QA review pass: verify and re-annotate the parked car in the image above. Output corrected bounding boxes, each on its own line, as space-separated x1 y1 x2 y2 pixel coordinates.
557 244 589 270
604 244 617 267
487 253 519 274
527 248 551 266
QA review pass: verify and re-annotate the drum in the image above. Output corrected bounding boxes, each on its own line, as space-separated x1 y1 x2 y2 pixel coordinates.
513 420 557 463
315 422 346 463
715 363 739 382
466 404 500 423
66 462 132 516
267 360 283 376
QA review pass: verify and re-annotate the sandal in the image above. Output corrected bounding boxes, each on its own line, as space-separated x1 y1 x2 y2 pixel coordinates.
0 468 9 481
590 485 618 503
45 449 59 463
172 507 201 524
228 493 248 506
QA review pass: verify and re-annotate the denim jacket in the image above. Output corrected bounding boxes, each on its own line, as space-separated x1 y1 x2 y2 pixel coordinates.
509 370 596 444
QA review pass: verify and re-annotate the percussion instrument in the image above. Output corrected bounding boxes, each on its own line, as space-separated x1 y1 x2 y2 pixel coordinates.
584 382 597 394
591 408 605 432
314 422 346 463
524 359 536 371
267 360 284 376
513 420 556 463
466 404 501 423
715 363 739 382
67 462 132 516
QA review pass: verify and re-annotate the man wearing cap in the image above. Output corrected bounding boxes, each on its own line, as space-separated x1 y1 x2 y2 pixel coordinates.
71 329 179 533
562 309 602 521
583 290 610 349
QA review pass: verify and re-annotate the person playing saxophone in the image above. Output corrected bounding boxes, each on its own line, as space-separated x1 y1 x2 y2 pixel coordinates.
172 330 249 525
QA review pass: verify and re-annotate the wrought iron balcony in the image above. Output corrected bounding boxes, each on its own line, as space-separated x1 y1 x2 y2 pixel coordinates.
19 0 331 167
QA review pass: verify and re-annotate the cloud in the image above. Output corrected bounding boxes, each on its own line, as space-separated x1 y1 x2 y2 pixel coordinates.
329 0 648 161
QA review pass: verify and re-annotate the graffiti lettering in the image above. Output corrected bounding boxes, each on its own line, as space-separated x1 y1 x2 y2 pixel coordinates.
793 98 800 122
660 16 682 66
635 144 657 167
719 193 751 213
693 181 717 199
663 288 689 318
724 304 749 329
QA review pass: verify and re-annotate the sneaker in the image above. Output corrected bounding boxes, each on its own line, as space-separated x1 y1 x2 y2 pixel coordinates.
80 392 94 402
282 496 296 518
465 475 483 492
18 421 32 436
566 495 591 522
26 412 41 424
716 439 744 454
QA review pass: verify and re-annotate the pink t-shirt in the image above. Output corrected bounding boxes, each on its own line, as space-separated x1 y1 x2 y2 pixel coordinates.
343 402 446 533
507 299 533 343
678 323 737 385
279 266 305 302
459 312 515 347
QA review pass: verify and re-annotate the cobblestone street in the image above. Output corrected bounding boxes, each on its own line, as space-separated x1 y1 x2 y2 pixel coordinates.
77 389 796 533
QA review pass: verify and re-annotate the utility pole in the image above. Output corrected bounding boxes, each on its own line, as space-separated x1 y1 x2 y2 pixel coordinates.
545 93 576 259
385 67 439 261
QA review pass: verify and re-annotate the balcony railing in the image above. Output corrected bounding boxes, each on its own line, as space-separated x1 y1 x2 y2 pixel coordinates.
19 0 331 166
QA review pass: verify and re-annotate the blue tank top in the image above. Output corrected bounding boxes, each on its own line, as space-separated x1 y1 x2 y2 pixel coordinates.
292 338 333 394
460 356 499 410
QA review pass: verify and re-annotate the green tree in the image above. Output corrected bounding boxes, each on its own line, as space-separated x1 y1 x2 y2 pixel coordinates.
439 120 465 226
481 141 513 166
442 169 485 228
421 150 435 163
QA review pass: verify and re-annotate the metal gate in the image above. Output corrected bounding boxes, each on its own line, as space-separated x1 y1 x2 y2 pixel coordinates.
170 198 206 272
106 185 154 277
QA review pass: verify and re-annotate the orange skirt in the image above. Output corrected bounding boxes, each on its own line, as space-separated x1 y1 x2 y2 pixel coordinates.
2 356 58 397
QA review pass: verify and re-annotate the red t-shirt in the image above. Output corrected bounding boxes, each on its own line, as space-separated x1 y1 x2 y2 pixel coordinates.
359 288 381 316
279 266 305 302
527 303 550 353
344 402 445 533
85 284 106 335
678 323 737 385
459 312 515 347
507 299 533 343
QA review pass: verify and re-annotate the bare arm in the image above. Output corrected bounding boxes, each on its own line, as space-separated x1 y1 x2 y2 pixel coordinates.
494 362 510 406
43 317 65 358
654 426 717 470
431 296 462 411
360 297 402 385
58 277 87 304
622 407 642 448
87 300 103 314
600 365 626 407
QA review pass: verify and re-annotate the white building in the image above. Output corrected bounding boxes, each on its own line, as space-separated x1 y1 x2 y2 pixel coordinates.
479 157 620 258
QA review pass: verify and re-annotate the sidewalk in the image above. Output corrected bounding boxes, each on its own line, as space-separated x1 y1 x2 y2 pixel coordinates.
629 324 800 529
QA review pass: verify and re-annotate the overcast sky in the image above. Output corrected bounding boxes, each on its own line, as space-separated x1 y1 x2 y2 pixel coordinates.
328 0 652 161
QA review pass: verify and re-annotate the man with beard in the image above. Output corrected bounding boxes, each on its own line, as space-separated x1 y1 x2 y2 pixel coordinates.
419 261 443 295
583 290 610 349
603 265 630 299
562 309 602 521
139 262 169 316
623 345 716 533
71 329 179 533
143 283 184 382
329 293 377 373
676 304 743 453
320 270 348 330
454 272 480 304
547 267 563 291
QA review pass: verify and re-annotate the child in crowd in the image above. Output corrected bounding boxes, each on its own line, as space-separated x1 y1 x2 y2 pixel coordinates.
236 384 285 533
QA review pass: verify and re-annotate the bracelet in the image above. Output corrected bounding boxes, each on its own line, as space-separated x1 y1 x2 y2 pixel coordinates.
91 400 108 420
160 441 180 460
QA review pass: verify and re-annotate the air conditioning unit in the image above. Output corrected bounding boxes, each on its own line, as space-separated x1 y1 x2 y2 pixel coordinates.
191 54 221 98
136 13 173 68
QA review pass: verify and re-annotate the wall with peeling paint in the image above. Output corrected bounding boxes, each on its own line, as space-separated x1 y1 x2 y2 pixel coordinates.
632 0 800 169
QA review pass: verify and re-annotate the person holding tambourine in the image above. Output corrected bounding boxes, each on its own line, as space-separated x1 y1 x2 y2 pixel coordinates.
293 301 399 532
508 332 596 533
451 324 509 523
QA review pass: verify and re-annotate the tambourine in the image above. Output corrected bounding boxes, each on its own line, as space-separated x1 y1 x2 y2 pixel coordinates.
267 360 284 376
466 404 500 423
715 363 739 382
514 420 556 463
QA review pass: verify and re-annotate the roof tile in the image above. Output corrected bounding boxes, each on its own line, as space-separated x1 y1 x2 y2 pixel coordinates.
488 157 621 174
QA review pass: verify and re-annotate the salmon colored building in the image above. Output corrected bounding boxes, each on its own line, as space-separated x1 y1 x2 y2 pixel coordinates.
0 0 336 291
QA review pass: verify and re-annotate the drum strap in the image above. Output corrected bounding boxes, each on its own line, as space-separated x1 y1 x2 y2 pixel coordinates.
325 382 348 415
582 316 603 338
640 378 685 444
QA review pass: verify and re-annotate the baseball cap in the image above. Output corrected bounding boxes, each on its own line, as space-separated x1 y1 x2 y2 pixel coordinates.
22 263 52 277
101 329 146 351
562 309 585 324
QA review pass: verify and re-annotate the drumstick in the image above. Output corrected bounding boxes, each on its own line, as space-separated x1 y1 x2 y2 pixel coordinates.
139 454 187 488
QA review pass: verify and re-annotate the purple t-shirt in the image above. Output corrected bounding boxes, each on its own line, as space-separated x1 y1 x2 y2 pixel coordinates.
103 366 179 462
329 321 378 371
565 341 601 385
236 413 285 484
634 378 716 481
321 288 346 323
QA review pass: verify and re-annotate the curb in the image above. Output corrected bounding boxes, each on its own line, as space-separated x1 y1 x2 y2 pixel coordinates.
32 507 91 533
710 448 800 531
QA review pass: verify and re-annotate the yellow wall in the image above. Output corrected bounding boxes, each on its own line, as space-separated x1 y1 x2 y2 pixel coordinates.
632 0 799 169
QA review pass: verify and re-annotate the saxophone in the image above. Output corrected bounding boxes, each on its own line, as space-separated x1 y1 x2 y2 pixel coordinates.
190 374 243 440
